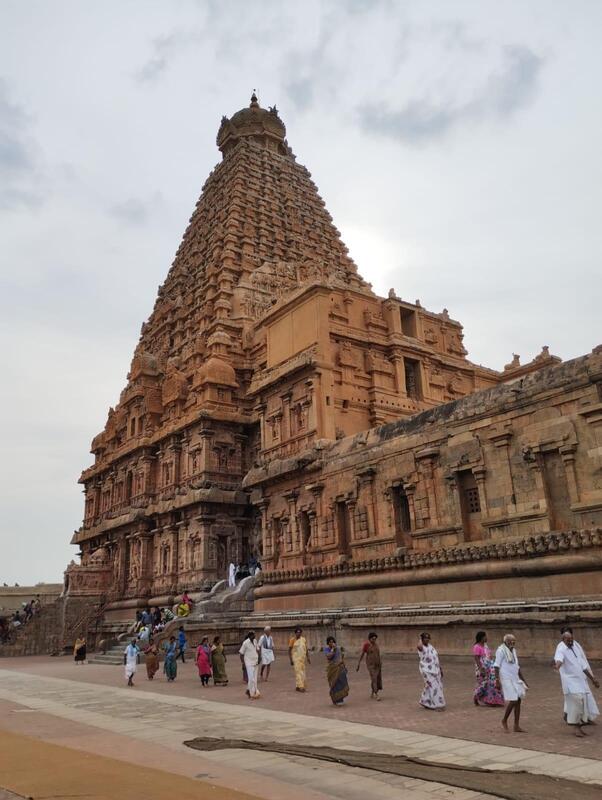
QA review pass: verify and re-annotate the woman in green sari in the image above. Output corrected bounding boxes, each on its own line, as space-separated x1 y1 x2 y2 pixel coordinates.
325 636 349 706
211 635 228 685
163 636 178 681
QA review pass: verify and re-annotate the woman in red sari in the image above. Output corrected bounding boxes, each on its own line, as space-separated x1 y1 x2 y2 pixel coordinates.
196 636 212 686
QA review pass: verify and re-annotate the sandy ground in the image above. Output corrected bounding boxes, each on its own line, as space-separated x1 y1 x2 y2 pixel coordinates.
0 727 264 800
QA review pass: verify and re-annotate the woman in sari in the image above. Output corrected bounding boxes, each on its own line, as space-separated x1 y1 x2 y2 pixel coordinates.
473 631 504 707
144 639 159 681
288 627 310 692
211 636 228 685
325 636 349 706
163 636 178 681
73 636 86 665
196 636 212 686
356 631 382 700
417 632 445 710
176 602 190 618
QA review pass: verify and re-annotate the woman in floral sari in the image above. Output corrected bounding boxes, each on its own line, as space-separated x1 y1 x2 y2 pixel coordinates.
211 636 228 685
417 632 445 710
196 636 212 686
325 636 349 706
473 631 504 707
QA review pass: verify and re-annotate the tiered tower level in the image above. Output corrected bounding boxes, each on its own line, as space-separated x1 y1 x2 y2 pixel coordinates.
69 97 602 615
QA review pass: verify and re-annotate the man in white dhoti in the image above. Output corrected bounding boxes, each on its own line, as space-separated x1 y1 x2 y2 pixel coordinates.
124 639 139 687
228 562 236 588
559 626 600 723
554 630 600 736
239 630 260 699
494 634 529 733
259 625 275 682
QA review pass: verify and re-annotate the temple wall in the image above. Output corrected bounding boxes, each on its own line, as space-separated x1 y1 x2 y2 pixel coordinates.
252 349 602 607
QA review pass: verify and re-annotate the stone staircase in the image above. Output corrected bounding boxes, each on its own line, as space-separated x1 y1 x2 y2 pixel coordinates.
0 604 62 657
90 576 257 663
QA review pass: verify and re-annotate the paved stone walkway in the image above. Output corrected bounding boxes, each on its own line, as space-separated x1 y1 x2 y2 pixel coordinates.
0 668 601 800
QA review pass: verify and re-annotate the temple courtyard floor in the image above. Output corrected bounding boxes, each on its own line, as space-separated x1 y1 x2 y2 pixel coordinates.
0 655 601 799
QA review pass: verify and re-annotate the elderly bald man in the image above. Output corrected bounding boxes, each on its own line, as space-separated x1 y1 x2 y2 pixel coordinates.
494 634 529 733
554 629 600 736
259 625 275 682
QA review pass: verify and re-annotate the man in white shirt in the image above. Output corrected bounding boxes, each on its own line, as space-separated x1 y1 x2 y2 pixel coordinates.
239 630 260 699
554 629 600 736
494 633 529 733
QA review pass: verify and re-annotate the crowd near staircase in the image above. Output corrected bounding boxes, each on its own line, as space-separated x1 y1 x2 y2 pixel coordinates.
90 576 257 664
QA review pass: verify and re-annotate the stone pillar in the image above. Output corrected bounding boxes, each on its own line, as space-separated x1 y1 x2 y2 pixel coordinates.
307 509 317 552
383 298 402 334
254 403 267 450
404 482 417 533
528 453 549 520
281 391 292 441
308 484 324 548
356 467 378 538
199 427 214 472
257 499 271 558
169 436 182 486
416 450 440 527
472 465 489 516
346 497 357 545
444 474 463 530
283 490 300 552
560 444 580 505
137 530 154 596
390 353 407 395
140 450 156 496
489 432 516 513
305 379 317 433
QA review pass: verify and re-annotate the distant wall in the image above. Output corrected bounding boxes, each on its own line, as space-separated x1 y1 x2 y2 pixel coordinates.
0 584 62 614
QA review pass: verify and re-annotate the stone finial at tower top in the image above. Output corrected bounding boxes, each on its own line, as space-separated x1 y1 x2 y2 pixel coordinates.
217 94 287 157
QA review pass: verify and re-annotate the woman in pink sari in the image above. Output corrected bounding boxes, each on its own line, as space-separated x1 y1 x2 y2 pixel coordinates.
473 631 504 707
196 636 212 687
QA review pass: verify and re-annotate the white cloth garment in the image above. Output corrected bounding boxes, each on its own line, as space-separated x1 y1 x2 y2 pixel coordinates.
239 638 259 665
258 634 275 665
494 645 526 702
239 638 260 697
124 644 138 680
228 562 236 587
554 641 599 722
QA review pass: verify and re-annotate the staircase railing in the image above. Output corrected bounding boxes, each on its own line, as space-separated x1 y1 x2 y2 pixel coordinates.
61 593 116 650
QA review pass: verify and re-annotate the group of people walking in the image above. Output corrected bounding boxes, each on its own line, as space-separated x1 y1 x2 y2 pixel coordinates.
416 627 599 737
116 620 599 737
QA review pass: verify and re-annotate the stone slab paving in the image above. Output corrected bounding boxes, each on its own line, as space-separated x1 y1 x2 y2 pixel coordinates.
0 668 600 798
7 653 599 758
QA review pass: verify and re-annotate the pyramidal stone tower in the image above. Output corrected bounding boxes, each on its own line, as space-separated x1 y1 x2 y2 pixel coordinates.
68 95 555 611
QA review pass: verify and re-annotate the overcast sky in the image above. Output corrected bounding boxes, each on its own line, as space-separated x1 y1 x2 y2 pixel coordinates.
1 1 600 585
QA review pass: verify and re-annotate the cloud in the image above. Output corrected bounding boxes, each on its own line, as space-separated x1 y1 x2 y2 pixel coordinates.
0 78 42 208
136 30 205 83
357 45 544 144
109 196 156 226
284 78 314 111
